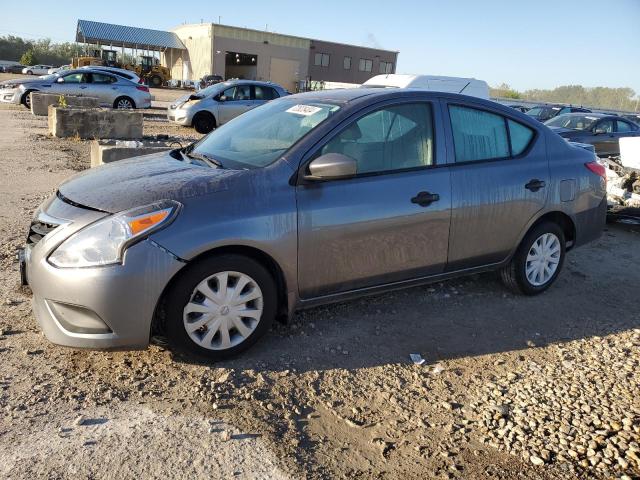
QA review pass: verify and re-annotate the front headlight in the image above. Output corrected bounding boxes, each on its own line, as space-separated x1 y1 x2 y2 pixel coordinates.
48 200 181 268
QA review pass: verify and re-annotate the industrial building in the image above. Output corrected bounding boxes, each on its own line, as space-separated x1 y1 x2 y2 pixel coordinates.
75 20 398 91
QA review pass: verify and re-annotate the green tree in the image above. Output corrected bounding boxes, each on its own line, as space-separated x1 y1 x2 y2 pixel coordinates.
20 49 37 65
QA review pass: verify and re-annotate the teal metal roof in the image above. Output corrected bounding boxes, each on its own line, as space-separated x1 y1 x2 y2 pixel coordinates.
76 20 186 50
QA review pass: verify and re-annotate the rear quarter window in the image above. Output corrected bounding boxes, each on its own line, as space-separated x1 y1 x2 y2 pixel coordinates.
508 119 534 155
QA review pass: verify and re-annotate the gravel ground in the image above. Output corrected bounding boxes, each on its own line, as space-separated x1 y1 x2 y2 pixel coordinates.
0 104 638 479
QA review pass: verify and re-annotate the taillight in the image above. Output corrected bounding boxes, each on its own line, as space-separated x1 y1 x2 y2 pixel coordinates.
136 85 149 92
138 78 144 84
584 161 606 178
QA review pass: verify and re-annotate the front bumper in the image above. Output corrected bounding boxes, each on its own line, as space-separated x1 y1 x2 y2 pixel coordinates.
167 106 192 126
0 88 21 104
23 200 185 349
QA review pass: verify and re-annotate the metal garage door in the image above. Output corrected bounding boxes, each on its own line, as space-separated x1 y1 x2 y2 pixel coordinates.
269 58 299 92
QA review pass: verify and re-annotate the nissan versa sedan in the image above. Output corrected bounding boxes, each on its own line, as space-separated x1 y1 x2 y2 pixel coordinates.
19 89 606 360
0 68 151 109
545 113 640 157
167 79 288 133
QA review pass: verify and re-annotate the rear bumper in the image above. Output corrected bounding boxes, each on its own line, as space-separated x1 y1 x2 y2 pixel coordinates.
575 195 607 247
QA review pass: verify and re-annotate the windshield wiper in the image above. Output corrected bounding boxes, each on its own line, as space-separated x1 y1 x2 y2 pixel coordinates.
184 151 224 169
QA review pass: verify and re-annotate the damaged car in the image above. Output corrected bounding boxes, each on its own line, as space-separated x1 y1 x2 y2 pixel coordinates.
545 113 640 157
167 79 288 134
20 89 606 359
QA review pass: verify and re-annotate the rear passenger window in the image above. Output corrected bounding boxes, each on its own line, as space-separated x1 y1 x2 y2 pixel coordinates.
508 119 534 155
449 106 509 162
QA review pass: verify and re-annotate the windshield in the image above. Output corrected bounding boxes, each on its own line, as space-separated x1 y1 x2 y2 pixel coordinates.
193 99 341 169
545 114 599 130
526 106 560 120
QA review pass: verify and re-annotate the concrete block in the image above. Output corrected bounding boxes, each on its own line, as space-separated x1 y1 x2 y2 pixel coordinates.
90 138 180 167
48 106 143 139
31 93 99 116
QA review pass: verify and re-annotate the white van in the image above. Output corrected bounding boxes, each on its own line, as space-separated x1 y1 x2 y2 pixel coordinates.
362 74 490 99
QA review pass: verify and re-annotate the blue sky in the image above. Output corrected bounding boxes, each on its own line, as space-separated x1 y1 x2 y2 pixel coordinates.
1 0 639 93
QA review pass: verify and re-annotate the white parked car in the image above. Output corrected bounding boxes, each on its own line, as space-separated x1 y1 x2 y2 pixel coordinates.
80 66 143 85
362 74 490 99
47 65 71 74
23 65 54 75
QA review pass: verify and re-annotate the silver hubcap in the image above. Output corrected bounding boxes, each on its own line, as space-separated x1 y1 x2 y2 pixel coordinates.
526 233 561 286
117 99 132 109
183 271 263 351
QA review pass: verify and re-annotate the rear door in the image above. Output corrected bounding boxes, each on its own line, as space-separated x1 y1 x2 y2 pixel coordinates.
87 72 119 106
443 101 549 269
296 99 452 298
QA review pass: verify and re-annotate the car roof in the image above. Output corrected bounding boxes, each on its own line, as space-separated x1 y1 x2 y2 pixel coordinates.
220 79 286 89
555 112 608 118
286 88 513 110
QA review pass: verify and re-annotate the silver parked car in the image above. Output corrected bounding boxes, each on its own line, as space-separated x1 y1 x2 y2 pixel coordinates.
0 68 151 109
167 79 289 133
20 89 606 359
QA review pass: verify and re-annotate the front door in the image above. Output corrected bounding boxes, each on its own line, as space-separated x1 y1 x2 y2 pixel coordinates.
443 102 549 269
297 101 452 298
51 72 90 97
217 85 254 124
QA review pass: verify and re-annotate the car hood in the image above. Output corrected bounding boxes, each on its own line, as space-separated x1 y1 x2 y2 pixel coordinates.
0 77 46 87
57 151 240 214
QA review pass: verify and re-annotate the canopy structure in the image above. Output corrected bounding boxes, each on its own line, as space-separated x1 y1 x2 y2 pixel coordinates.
76 19 186 51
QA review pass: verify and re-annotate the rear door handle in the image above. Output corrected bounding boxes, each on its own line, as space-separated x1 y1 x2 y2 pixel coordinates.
525 179 546 192
411 191 440 207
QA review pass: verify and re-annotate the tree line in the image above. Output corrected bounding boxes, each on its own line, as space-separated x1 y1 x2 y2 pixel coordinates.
491 83 638 112
0 35 83 67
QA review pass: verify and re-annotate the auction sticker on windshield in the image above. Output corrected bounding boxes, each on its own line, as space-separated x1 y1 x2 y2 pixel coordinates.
286 105 323 116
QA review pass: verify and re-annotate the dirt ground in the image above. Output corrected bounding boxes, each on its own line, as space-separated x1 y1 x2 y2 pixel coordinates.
0 103 638 480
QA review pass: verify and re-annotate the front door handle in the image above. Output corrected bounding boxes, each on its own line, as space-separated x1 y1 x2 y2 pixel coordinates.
411 191 440 207
525 179 546 192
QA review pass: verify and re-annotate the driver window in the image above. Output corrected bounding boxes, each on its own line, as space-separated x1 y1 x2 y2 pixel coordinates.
221 87 236 100
320 103 435 174
596 120 614 133
61 73 85 84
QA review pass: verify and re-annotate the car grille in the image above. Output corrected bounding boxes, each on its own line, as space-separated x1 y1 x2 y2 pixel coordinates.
26 220 60 246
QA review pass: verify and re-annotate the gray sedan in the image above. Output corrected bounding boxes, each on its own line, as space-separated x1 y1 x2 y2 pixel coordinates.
20 89 606 359
167 80 288 133
0 68 151 109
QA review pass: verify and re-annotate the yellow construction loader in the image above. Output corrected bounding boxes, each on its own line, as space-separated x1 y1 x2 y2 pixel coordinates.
71 51 171 87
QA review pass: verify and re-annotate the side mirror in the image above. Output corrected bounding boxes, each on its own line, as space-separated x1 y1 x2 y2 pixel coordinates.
593 128 606 135
305 153 357 181
56 77 64 83
218 95 227 102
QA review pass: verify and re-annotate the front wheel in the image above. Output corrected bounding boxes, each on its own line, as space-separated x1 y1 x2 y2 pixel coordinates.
21 90 34 109
192 111 216 134
164 254 277 360
500 221 565 295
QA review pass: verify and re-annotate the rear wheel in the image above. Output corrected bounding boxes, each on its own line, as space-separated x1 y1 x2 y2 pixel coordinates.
192 111 216 134
500 221 565 295
165 254 277 360
113 96 135 109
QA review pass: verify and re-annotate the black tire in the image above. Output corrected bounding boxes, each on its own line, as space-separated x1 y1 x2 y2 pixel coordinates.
26 70 33 75
499 221 566 295
113 96 135 109
149 75 162 87
21 90 35 109
192 111 216 134
164 254 277 360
